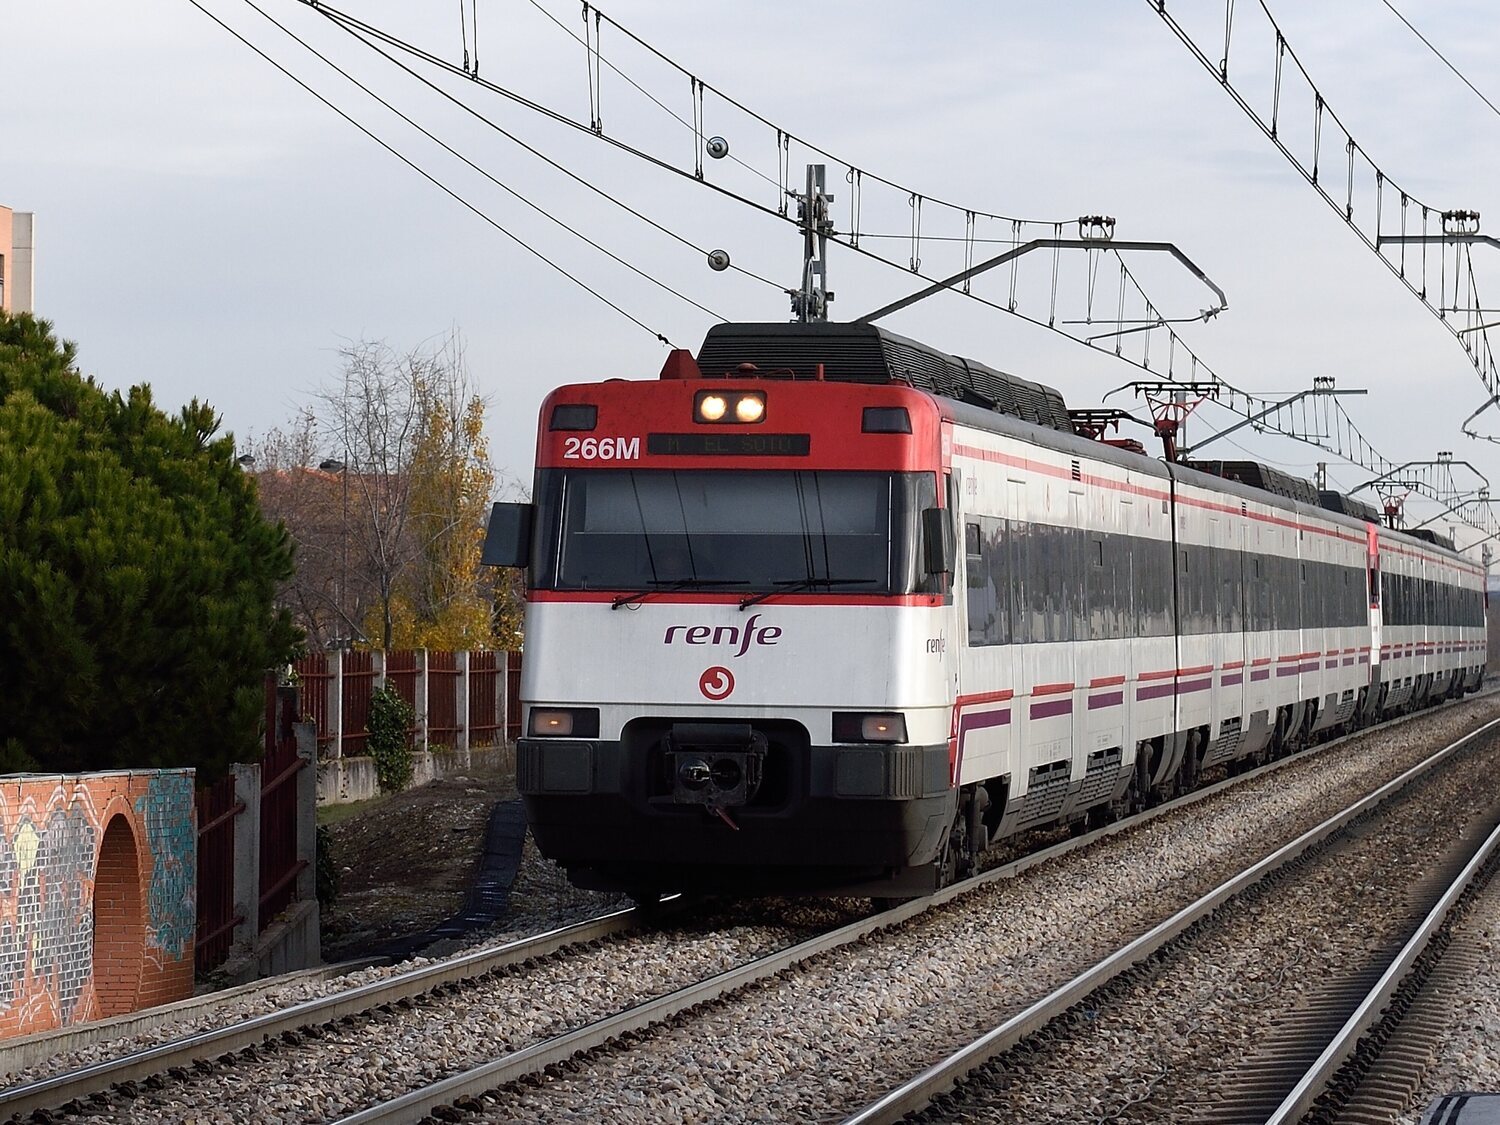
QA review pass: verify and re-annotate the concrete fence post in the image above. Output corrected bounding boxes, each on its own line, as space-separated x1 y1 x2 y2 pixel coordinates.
416 648 430 752
329 649 344 759
456 650 471 753
293 721 319 912
373 649 386 691
230 761 261 947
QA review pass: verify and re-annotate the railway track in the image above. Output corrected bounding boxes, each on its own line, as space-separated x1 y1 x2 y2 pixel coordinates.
845 714 1500 1124
6 694 1497 1123
0 909 643 1120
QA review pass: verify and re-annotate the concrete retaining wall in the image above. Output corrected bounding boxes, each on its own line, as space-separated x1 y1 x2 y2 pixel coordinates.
316 742 514 805
0 770 196 1040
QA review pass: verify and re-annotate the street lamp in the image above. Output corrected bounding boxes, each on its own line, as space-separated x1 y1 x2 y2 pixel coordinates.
236 454 256 469
318 458 348 648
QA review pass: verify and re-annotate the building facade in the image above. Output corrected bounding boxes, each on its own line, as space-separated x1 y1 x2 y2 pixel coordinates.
0 205 36 313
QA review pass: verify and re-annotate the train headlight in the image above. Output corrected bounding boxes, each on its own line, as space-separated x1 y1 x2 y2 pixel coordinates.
734 394 765 423
694 390 766 424
832 712 908 744
528 707 600 738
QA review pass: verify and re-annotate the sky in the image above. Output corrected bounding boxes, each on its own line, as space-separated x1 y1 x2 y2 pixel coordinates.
6 0 1500 550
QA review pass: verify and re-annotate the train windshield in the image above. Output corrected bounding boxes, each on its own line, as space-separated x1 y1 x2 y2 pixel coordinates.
531 469 935 595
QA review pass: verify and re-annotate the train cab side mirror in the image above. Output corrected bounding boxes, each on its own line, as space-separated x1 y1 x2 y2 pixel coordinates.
482 502 534 568
921 507 955 577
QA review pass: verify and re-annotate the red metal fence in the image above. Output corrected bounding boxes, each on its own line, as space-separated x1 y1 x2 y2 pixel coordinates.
260 679 308 932
341 650 377 757
470 651 501 744
385 649 419 712
297 654 334 756
506 652 523 742
196 650 520 973
292 648 518 759
428 651 460 745
194 773 244 974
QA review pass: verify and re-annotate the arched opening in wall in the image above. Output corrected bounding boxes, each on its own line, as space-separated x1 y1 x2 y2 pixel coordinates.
92 814 143 1018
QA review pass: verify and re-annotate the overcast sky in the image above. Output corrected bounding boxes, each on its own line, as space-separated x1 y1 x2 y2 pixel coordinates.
6 1 1500 548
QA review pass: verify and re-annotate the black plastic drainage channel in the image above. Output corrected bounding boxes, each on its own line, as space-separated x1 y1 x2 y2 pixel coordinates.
368 799 528 962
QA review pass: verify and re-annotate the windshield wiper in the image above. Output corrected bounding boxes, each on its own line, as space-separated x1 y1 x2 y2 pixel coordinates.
738 577 875 611
611 578 749 610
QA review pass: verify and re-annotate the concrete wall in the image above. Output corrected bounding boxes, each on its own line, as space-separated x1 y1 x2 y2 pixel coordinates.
317 742 513 805
0 771 196 1040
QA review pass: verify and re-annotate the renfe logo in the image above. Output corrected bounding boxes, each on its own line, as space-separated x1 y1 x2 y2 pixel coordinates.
664 612 782 659
699 666 735 700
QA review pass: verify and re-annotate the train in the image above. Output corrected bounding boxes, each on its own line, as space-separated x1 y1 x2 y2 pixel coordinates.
483 321 1487 901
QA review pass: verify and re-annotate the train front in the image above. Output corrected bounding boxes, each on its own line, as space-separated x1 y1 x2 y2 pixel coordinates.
485 350 960 899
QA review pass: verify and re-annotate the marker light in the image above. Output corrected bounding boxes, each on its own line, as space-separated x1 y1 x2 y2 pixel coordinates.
832 712 909 744
530 710 574 736
698 394 728 421
735 395 766 423
528 707 601 738
861 714 907 742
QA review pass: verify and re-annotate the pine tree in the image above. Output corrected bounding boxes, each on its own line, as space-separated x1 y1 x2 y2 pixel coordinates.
0 312 299 779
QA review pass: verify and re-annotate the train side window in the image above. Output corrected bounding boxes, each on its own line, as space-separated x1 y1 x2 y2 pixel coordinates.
965 521 994 647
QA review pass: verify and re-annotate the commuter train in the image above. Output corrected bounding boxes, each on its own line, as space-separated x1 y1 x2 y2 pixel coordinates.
484 322 1487 900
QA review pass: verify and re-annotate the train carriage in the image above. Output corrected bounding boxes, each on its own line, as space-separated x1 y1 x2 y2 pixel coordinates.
485 321 1486 900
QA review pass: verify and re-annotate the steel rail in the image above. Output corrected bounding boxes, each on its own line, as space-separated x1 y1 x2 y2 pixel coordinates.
6 690 1493 1120
840 713 1500 1125
338 702 1500 1125
1264 815 1500 1124
0 908 641 1118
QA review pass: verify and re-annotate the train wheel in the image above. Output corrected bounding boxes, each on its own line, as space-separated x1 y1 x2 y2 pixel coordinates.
938 795 974 888
627 888 671 922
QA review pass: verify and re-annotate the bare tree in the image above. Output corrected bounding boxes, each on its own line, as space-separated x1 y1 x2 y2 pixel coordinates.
317 332 490 650
247 410 352 649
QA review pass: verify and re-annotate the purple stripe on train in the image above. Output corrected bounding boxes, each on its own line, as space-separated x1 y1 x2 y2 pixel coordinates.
1030 698 1073 720
1087 691 1124 710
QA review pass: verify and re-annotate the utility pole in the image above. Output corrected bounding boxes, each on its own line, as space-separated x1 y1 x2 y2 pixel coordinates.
789 164 834 322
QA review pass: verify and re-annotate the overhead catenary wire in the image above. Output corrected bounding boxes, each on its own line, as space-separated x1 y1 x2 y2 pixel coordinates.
228 0 1448 508
306 1 785 292
1379 0 1500 122
303 0 1431 490
528 0 1079 230
1148 0 1500 443
235 0 736 321
188 0 683 346
302 0 1232 384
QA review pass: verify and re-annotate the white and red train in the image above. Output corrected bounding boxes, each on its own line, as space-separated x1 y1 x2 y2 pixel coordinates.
484 322 1487 899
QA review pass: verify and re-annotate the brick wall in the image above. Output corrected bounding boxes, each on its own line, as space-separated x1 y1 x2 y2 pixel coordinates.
0 770 195 1039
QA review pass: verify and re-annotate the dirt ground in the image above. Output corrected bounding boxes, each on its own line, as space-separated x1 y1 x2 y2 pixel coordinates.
318 755 518 963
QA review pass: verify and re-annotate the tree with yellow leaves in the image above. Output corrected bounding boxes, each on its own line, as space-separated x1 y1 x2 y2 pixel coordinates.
394 370 496 650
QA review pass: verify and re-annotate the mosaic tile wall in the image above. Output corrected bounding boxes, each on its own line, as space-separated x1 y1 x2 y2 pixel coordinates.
0 770 196 1039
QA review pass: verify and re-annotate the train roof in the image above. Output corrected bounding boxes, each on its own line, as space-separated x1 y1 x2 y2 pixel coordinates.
692 324 1472 568
1318 490 1383 524
697 321 1074 434
1186 460 1321 506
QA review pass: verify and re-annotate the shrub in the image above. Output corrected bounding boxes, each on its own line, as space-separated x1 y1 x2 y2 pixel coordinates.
368 684 415 793
315 823 340 909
